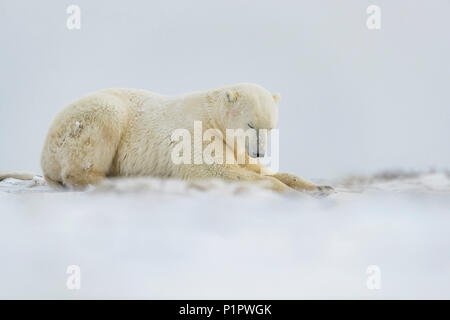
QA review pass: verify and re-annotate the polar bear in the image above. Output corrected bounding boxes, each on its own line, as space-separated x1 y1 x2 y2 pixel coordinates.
41 83 333 194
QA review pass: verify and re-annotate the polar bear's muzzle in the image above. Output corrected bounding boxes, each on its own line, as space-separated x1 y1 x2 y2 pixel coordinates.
250 151 265 158
249 146 265 158
247 129 267 158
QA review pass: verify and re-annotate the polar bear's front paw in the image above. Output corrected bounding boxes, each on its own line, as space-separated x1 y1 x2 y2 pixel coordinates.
312 185 335 197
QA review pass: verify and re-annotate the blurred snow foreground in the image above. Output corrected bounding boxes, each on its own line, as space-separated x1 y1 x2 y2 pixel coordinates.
0 171 449 299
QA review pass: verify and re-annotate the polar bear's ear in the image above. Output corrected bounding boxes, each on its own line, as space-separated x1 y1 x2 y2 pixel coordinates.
272 93 281 104
226 91 239 104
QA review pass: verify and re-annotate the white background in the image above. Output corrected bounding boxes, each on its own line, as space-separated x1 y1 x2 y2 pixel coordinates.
1 0 449 179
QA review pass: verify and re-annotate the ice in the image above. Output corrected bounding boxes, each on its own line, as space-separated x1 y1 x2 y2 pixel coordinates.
0 171 449 299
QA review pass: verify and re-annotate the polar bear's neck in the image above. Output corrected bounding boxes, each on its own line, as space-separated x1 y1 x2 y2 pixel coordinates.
179 91 225 134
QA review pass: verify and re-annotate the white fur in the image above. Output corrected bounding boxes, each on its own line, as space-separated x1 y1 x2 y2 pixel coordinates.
41 83 330 194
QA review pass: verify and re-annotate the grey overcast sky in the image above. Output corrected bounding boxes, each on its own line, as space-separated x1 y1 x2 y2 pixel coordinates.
1 0 449 179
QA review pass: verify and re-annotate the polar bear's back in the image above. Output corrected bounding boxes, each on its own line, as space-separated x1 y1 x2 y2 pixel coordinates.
45 88 155 137
40 88 163 187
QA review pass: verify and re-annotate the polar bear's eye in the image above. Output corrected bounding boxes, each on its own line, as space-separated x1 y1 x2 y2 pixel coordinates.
248 123 255 129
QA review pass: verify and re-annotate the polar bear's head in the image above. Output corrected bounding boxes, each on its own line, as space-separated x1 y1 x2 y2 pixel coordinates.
212 83 280 158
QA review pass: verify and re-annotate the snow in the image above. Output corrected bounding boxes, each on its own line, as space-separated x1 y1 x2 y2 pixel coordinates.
0 171 449 299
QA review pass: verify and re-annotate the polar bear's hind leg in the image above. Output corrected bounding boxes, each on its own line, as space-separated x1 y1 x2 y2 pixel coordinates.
61 168 106 189
58 121 120 189
42 97 124 189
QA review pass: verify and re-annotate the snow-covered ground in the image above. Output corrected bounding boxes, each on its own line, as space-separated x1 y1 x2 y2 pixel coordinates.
0 171 449 299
